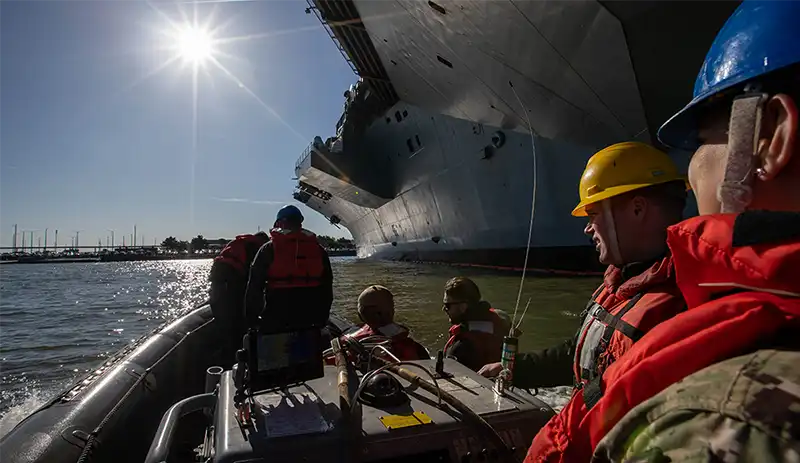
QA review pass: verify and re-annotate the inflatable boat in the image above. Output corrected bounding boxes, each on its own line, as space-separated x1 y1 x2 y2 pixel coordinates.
0 304 555 463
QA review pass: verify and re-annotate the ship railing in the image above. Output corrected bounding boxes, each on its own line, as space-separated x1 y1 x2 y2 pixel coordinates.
296 142 316 172
305 0 359 77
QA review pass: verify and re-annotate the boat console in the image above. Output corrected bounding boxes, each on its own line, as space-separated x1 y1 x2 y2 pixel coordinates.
144 321 554 463
213 359 550 463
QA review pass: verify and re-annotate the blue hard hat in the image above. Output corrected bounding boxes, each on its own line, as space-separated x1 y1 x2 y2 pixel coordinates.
658 0 800 150
276 204 304 222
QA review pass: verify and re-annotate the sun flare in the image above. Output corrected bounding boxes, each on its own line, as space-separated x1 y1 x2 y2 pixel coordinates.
176 26 214 65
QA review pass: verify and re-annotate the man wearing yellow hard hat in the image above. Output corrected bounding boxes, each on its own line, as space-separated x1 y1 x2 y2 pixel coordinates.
521 141 693 460
480 142 687 408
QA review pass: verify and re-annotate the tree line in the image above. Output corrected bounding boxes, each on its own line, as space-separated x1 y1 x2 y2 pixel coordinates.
159 234 354 253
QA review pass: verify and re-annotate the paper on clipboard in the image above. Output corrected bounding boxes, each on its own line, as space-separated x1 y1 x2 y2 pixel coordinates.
255 391 331 438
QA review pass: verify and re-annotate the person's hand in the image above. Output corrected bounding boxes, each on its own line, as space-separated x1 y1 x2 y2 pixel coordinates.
478 362 503 378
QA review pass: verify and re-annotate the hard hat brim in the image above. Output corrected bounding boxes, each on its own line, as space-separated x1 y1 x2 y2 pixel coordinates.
656 100 702 152
658 63 800 151
571 177 689 217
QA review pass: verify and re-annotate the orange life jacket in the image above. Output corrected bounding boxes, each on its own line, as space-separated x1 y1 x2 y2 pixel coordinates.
213 233 269 275
525 212 800 462
266 227 325 289
572 257 685 392
444 307 510 369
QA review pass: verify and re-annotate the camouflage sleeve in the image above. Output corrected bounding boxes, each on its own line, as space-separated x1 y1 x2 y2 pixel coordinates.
593 350 800 463
597 410 794 463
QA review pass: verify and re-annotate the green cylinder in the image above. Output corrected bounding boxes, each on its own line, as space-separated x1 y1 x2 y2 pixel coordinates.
501 336 518 382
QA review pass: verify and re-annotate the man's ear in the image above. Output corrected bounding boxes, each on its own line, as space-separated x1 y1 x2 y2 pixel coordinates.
630 195 648 220
760 93 798 180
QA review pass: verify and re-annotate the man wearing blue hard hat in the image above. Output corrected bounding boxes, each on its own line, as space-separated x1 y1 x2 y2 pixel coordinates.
595 1 800 461
244 204 333 332
525 1 800 461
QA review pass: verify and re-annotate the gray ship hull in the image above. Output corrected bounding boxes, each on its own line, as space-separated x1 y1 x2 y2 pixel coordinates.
295 0 738 272
298 103 603 273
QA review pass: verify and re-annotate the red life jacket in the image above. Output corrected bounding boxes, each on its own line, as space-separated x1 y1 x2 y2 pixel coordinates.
266 228 325 289
444 307 510 369
350 323 427 361
213 233 269 275
572 257 684 391
525 212 800 462
324 323 428 366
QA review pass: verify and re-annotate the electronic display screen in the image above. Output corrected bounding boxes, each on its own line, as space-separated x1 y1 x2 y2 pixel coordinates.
256 331 318 372
248 328 324 393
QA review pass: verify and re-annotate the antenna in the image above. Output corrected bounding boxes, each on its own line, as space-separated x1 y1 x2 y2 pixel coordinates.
508 80 539 330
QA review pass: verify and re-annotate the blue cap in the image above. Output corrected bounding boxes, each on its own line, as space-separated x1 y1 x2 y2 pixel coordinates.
276 205 304 223
658 0 800 150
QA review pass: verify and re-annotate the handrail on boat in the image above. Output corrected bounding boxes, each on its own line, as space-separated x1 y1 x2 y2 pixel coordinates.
144 392 217 463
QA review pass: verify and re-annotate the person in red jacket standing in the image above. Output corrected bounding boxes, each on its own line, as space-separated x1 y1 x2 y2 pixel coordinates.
526 2 800 461
209 230 269 362
346 285 429 361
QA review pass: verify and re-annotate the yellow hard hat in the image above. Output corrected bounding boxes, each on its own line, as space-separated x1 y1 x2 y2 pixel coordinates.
572 142 687 217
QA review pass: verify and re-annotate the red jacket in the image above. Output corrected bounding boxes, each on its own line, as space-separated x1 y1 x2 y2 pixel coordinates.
213 233 268 276
325 323 428 366
352 323 428 361
444 307 511 371
525 212 800 462
573 257 684 387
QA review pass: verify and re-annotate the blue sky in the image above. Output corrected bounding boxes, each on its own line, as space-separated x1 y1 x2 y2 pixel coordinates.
1 0 356 249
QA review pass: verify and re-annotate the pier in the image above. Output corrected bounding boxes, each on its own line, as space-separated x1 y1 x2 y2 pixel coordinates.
2 224 355 264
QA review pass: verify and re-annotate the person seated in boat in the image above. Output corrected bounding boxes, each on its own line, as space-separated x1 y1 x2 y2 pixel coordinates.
478 142 687 397
442 276 515 372
585 3 800 461
209 230 269 361
346 285 429 361
244 205 333 334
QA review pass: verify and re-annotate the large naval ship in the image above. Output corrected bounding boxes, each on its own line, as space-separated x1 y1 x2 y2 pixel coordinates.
293 0 740 272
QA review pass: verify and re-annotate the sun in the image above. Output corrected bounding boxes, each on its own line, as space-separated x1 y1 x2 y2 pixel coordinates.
176 26 215 65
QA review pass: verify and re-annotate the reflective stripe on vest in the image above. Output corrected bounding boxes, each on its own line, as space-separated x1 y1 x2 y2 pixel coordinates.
574 290 645 386
466 320 495 334
443 308 506 367
572 286 605 384
444 310 499 352
581 292 644 410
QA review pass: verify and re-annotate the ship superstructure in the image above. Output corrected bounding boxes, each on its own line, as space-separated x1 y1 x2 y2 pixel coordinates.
293 0 739 271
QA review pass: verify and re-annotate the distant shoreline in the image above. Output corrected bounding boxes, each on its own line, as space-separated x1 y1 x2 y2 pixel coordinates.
0 248 357 265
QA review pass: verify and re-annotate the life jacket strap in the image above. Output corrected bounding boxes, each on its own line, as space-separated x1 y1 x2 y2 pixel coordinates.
582 375 604 410
588 298 646 343
582 292 645 409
